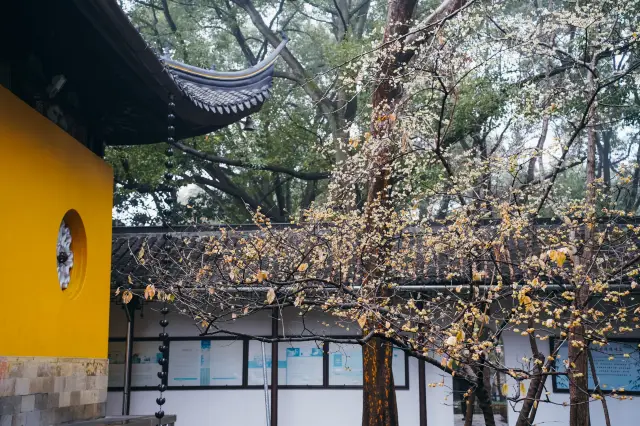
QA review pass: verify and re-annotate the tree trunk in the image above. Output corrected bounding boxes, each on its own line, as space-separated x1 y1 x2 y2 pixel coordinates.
568 64 597 426
627 141 640 212
515 327 545 426
477 392 495 426
526 116 550 184
588 348 611 426
601 129 612 195
463 391 476 426
361 2 465 425
362 337 399 426
362 1 418 425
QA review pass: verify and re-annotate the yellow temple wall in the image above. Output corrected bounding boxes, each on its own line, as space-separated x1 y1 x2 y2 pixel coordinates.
0 86 113 359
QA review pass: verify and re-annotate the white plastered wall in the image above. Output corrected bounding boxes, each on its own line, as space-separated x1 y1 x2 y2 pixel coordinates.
502 332 640 426
107 302 454 426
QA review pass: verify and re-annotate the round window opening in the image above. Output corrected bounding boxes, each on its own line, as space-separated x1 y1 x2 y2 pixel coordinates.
57 210 87 294
57 221 74 289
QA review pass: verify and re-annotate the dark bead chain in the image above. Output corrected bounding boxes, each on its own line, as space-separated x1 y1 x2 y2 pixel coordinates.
165 95 175 197
156 94 174 422
156 303 169 420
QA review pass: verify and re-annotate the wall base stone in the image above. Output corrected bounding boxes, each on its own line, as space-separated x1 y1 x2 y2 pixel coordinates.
0 356 107 425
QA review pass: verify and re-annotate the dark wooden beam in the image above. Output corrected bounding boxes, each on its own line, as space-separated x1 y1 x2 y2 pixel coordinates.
271 308 279 426
122 298 139 415
419 359 427 426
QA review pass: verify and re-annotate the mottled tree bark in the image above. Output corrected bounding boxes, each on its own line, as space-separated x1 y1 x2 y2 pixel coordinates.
568 62 597 426
361 2 467 425
463 392 476 426
362 337 399 426
362 1 418 425
588 349 611 426
476 366 496 426
515 325 546 426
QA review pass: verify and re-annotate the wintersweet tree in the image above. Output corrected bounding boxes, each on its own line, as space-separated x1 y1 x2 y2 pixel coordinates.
116 0 640 425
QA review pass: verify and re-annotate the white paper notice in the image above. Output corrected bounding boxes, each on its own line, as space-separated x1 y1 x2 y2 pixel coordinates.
168 340 242 386
283 341 323 385
107 341 162 388
392 348 406 387
168 340 202 386
107 341 126 388
210 340 242 385
329 343 363 386
130 341 164 387
248 340 273 385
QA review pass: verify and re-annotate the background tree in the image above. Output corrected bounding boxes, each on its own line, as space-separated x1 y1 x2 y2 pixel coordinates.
111 0 392 224
114 0 640 425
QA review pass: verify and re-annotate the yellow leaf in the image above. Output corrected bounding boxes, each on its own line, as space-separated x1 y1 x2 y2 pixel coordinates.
548 250 567 267
144 284 156 300
257 270 269 283
456 329 465 343
501 383 509 396
122 290 133 304
472 271 482 282
533 400 538 409
520 382 526 394
358 314 367 330
266 288 276 304
137 247 145 260
127 275 133 285
115 287 121 296
298 263 309 272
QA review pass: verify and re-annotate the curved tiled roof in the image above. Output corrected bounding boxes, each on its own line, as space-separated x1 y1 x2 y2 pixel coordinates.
163 37 287 116
53 0 289 146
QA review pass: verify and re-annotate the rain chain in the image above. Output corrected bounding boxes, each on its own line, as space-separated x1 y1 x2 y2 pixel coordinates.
156 303 169 421
156 94 175 422
164 93 176 221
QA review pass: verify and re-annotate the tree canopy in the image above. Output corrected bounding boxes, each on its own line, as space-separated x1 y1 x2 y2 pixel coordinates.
113 1 640 425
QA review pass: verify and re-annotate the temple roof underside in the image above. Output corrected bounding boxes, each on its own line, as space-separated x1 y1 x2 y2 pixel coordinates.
0 0 286 147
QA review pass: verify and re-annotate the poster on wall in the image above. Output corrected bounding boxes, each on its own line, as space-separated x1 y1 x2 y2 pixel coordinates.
283 341 324 385
107 340 163 388
247 341 288 385
554 340 640 392
210 340 243 385
107 341 126 388
168 339 242 387
329 343 363 385
247 340 272 385
327 344 406 387
392 348 406 387
131 341 164 387
246 340 406 387
247 340 323 386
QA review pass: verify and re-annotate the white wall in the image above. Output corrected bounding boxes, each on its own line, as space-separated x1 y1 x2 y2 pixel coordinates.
109 304 640 425
108 302 454 426
502 333 640 426
107 362 454 426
